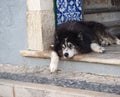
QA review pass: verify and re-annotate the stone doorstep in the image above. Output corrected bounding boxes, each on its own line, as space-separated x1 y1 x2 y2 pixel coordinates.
20 47 120 66
0 79 120 97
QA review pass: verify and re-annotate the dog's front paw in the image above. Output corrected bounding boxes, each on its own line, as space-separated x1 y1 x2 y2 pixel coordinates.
49 63 58 73
91 43 105 53
116 38 120 45
49 51 59 73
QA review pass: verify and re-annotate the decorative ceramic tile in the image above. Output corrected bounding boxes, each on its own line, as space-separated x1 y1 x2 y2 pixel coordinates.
55 0 82 25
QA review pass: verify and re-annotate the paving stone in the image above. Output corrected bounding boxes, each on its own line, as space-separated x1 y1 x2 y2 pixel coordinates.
0 79 120 97
0 84 13 97
15 87 45 97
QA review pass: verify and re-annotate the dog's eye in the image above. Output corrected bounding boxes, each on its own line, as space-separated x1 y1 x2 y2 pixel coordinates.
68 43 73 49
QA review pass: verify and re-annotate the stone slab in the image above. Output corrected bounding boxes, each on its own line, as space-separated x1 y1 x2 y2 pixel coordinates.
0 79 119 97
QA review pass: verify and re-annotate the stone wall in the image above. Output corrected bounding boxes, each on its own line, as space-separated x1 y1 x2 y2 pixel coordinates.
27 0 55 51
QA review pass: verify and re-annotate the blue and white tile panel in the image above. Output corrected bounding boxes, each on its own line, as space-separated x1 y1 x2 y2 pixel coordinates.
56 0 82 25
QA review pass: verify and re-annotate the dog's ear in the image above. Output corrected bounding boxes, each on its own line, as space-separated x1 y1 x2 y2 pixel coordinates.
78 33 83 40
54 35 63 57
55 35 60 44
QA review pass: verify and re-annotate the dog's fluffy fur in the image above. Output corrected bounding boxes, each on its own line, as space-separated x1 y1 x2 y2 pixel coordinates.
50 21 120 73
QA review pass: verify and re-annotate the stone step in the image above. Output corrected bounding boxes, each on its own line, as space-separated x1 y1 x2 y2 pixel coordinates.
20 45 120 67
0 79 120 97
84 12 120 27
84 7 120 14
0 64 120 97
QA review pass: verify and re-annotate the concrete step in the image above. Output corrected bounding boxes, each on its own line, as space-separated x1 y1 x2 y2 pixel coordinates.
21 44 120 66
0 64 120 97
0 79 120 97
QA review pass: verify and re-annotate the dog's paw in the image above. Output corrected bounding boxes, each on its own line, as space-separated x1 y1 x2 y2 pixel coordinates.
101 38 113 46
97 46 105 53
49 51 59 73
49 63 58 73
116 38 120 45
101 40 110 46
91 43 105 53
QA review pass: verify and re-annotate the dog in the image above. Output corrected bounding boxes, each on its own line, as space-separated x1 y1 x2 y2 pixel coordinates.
49 20 120 73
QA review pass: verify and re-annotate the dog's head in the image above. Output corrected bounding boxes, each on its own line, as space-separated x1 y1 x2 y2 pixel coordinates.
54 31 83 58
61 38 78 58
54 21 92 58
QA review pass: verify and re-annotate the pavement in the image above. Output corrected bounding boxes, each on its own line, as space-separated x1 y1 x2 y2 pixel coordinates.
0 64 120 95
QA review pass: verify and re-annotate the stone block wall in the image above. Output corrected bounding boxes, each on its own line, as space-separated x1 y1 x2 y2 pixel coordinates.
27 0 55 51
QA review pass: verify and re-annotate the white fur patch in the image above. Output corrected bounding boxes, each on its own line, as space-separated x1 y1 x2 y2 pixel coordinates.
91 43 105 53
49 51 59 73
101 38 112 46
116 38 120 45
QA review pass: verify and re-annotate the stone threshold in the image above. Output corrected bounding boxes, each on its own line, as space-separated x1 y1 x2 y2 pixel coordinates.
20 45 120 66
0 79 120 97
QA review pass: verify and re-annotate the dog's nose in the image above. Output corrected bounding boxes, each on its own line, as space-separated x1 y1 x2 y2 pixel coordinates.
64 53 69 57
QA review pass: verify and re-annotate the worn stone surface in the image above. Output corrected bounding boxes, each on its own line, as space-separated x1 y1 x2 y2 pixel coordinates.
27 0 55 51
27 0 53 11
41 10 55 50
21 44 120 66
0 64 120 85
84 12 120 23
0 84 13 97
1 72 120 94
27 11 43 51
0 64 120 95
84 0 112 9
15 87 45 97
27 10 55 51
0 79 119 97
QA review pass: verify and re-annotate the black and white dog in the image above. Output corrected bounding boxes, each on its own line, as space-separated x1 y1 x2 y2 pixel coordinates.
50 20 120 73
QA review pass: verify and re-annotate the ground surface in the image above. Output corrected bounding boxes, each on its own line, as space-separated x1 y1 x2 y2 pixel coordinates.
0 64 120 95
